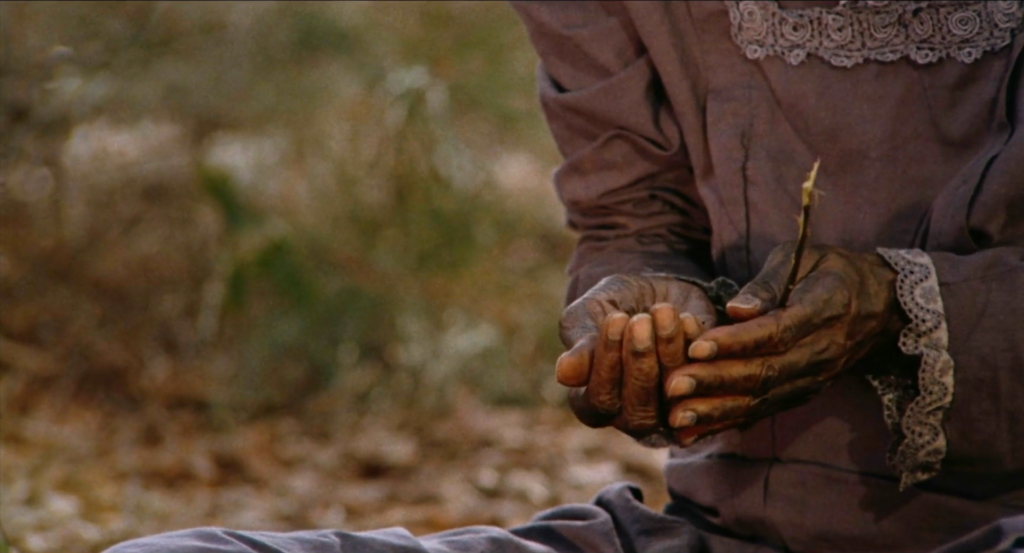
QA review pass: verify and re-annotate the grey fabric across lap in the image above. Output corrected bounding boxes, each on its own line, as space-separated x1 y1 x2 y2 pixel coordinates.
105 484 1024 553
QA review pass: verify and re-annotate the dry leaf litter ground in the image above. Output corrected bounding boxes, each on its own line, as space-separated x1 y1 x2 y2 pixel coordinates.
1 391 668 553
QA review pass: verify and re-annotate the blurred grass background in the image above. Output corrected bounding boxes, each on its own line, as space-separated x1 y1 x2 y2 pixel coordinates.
0 4 672 552
0 1 574 418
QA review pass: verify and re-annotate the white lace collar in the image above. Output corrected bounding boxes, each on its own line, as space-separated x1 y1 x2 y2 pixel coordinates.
725 1 1024 67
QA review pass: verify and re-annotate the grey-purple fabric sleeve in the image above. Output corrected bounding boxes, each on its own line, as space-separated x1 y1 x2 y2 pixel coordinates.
929 247 1024 477
510 1 714 304
100 484 717 553
917 36 1024 483
99 482 1024 553
868 36 1023 489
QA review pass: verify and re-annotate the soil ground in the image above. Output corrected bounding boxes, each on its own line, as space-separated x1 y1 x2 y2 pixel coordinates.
1 392 669 553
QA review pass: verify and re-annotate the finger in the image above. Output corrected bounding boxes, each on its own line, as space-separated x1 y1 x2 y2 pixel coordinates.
680 312 703 341
667 376 828 437
725 292 770 323
662 312 699 398
691 270 849 361
749 374 831 418
568 387 616 428
583 312 628 414
617 313 661 435
555 333 597 387
669 396 752 429
651 303 685 369
675 291 717 332
689 307 813 361
666 354 809 398
725 243 796 321
664 368 697 399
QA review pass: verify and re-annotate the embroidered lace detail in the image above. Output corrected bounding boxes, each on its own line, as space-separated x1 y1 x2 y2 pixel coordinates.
725 1 1024 68
870 248 954 490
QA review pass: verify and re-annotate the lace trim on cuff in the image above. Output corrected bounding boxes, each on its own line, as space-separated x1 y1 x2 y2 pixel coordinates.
725 1 1024 68
870 248 955 490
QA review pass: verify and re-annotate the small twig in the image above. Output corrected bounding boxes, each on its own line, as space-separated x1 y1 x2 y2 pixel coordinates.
778 159 820 307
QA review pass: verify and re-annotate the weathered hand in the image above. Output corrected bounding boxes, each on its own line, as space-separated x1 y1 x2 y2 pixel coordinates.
557 274 717 440
663 243 905 445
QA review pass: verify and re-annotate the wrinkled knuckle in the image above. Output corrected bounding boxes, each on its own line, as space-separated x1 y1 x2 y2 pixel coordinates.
778 323 800 345
660 350 685 369
621 410 660 435
766 318 793 347
818 267 846 287
591 392 621 414
816 335 846 360
756 360 780 396
831 281 853 306
583 300 608 322
626 368 658 388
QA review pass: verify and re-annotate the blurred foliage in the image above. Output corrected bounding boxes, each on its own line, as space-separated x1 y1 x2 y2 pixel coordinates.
0 1 573 420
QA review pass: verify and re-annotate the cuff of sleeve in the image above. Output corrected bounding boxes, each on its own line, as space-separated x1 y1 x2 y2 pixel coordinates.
869 248 956 491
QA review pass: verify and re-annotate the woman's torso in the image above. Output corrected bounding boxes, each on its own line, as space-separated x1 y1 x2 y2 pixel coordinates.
619 2 1023 551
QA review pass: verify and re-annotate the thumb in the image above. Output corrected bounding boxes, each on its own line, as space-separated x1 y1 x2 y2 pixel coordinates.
559 298 601 349
556 299 603 387
555 334 597 387
726 248 793 322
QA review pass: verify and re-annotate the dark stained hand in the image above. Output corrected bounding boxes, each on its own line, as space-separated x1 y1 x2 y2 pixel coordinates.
662 243 906 445
557 274 717 441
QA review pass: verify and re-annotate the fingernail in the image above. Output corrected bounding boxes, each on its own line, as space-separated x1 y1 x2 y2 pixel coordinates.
668 375 696 397
727 294 760 311
673 410 698 428
652 306 678 338
680 313 700 338
555 352 585 387
689 340 718 360
606 313 628 341
631 314 653 351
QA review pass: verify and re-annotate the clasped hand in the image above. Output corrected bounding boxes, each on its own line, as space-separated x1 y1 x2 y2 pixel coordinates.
557 243 903 446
